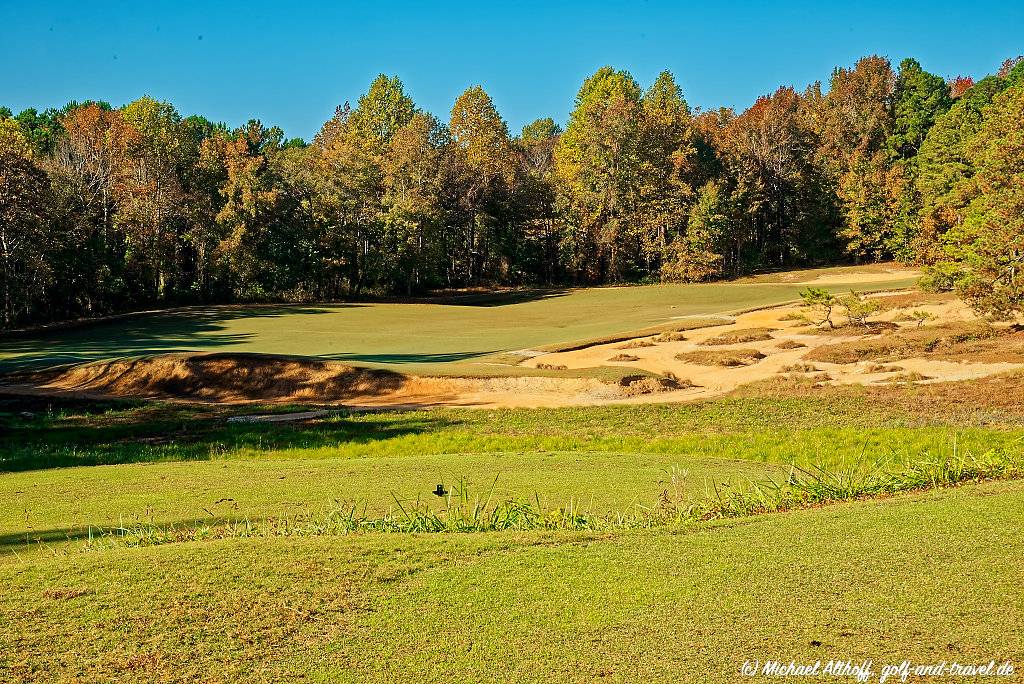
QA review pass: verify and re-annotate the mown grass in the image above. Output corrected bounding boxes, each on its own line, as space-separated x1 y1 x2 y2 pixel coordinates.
4 387 1024 556
0 267 918 376
1 376 1023 681
2 481 1020 682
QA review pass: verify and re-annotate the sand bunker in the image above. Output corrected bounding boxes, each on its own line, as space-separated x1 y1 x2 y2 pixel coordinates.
521 293 1024 403
8 352 659 409
6 290 1023 410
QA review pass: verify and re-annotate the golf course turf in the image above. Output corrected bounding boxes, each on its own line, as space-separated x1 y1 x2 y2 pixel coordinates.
2 265 1022 682
3 480 1022 682
0 267 918 375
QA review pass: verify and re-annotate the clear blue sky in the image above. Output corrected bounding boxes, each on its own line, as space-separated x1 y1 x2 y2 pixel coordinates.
2 0 1021 140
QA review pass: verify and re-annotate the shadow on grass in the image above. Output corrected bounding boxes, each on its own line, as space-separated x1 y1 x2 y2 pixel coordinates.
320 350 496 365
0 305 347 372
0 395 461 473
423 288 569 307
0 516 262 555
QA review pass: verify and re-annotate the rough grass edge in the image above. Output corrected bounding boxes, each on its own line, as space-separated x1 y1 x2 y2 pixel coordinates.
77 448 1023 550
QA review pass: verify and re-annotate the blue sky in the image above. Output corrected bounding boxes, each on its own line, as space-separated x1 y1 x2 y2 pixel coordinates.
2 0 1021 140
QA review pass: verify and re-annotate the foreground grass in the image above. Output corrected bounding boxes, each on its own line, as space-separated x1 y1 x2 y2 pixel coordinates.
0 267 918 375
5 388 1024 553
2 481 1020 683
2 452 776 551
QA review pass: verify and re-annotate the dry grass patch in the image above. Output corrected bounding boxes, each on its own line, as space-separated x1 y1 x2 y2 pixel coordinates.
608 354 639 362
873 291 956 311
866 363 902 373
805 322 1021 364
779 363 820 373
700 327 777 346
652 331 687 343
676 349 766 367
618 374 690 396
731 369 1024 422
806 321 900 337
535 363 568 371
776 339 807 350
889 371 932 383
617 339 655 349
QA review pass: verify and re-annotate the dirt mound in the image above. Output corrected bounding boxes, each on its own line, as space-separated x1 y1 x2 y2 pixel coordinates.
22 353 410 403
7 353 664 408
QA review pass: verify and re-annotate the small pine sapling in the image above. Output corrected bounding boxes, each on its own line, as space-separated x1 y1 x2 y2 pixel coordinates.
799 287 837 328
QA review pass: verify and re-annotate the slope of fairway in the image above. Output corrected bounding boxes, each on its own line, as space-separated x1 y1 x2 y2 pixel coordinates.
2 481 1020 682
0 266 918 376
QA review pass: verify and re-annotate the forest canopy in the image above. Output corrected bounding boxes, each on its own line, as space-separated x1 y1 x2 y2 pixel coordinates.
1 55 1023 328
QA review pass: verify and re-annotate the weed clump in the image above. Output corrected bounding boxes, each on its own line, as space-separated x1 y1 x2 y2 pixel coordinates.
779 363 820 373
890 371 931 383
776 340 807 350
536 363 568 371
700 328 776 346
652 332 687 343
608 354 640 362
617 339 656 349
618 374 685 396
676 349 766 367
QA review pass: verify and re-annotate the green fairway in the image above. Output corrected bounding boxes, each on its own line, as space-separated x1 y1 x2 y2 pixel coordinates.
2 481 1021 682
0 269 918 375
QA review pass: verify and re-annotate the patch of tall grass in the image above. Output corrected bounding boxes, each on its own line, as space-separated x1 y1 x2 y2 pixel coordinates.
82 448 1023 550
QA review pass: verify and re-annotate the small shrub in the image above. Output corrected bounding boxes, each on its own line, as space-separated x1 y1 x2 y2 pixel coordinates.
838 291 882 327
911 310 935 328
799 287 837 328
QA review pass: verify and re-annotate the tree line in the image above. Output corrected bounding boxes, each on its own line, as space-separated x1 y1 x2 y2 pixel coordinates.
1 55 1022 328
